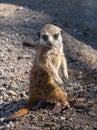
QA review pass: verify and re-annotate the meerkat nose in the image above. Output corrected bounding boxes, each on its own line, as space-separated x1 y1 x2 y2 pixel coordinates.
47 41 53 46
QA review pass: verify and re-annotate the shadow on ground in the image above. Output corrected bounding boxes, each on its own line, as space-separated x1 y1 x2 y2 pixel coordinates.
0 99 26 118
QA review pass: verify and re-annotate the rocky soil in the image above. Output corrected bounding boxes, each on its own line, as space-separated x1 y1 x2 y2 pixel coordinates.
0 1 97 130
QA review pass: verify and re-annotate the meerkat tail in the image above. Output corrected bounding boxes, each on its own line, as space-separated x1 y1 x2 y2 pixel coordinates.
7 107 30 120
7 99 39 120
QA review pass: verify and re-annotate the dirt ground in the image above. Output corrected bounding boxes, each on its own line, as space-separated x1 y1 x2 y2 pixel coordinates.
0 1 97 130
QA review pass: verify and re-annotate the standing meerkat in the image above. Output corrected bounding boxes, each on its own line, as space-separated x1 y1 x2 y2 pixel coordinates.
23 24 68 83
7 24 70 120
38 24 68 82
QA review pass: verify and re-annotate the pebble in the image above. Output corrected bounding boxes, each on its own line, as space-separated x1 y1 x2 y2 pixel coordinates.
20 91 28 98
93 86 97 92
6 124 10 129
16 6 24 11
0 117 5 123
60 116 66 120
88 111 96 117
0 100 4 104
9 121 15 128
73 29 77 32
8 90 17 96
68 117 74 122
0 87 6 91
23 55 31 59
0 32 5 35
3 94 9 100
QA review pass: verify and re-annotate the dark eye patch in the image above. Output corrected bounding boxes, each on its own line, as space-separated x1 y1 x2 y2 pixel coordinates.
53 34 59 40
42 35 48 41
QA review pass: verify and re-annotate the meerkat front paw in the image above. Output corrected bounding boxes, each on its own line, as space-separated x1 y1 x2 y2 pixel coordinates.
54 76 63 84
65 73 69 80
63 71 69 80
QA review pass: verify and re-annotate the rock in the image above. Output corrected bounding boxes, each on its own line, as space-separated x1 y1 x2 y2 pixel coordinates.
6 124 10 129
77 71 83 79
74 103 88 110
22 38 36 48
93 86 97 92
0 117 5 122
3 94 9 101
0 100 4 105
59 116 66 120
8 90 17 96
68 117 74 122
0 87 6 91
23 55 31 59
16 6 24 11
88 111 96 117
20 91 28 98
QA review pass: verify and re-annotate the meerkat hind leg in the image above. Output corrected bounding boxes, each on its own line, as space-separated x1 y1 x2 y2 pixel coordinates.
52 101 70 114
52 102 62 114
52 98 78 114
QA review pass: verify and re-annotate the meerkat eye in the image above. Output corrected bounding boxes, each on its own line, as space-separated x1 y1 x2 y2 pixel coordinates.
53 34 59 40
42 35 48 41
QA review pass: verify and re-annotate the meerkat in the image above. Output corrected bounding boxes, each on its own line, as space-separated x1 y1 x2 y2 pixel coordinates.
7 24 70 120
23 24 68 83
38 24 68 82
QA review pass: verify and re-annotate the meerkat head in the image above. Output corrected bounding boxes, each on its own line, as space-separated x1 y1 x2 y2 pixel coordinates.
38 24 63 48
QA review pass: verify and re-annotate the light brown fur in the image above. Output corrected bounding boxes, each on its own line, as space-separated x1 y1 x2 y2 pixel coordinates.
7 24 69 120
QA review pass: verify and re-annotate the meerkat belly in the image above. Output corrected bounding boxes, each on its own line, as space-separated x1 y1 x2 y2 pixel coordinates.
52 55 61 70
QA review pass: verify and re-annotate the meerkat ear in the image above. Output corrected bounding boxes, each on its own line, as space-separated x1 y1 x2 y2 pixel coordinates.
60 30 63 36
37 32 41 38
